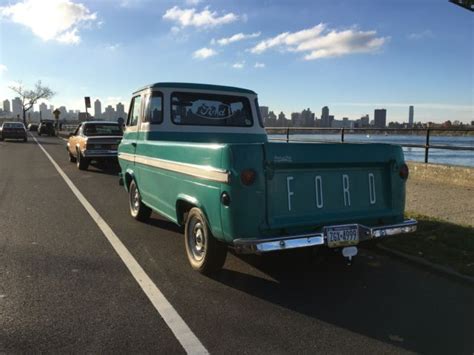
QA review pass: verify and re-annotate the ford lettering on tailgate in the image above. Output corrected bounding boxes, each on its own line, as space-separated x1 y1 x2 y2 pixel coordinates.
267 167 388 224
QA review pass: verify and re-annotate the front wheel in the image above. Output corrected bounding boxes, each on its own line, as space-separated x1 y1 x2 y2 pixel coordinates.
185 207 227 274
129 180 151 222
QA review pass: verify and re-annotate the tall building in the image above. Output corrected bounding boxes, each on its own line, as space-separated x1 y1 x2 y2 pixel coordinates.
301 108 315 127
291 112 302 127
104 105 115 121
374 109 387 128
12 97 22 118
360 114 369 127
277 111 287 127
94 99 102 119
321 106 333 127
259 106 269 122
3 99 11 113
408 105 414 128
116 102 125 120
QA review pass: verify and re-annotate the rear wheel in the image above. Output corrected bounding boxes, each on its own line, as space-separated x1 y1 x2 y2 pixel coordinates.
68 151 77 163
129 180 151 222
76 150 89 170
185 207 227 274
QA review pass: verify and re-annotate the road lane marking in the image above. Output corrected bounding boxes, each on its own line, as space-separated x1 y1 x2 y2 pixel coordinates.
31 134 208 355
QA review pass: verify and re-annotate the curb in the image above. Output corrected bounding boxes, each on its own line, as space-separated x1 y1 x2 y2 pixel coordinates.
377 244 474 285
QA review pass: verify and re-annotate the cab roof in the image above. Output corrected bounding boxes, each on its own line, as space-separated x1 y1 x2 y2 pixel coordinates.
133 82 257 95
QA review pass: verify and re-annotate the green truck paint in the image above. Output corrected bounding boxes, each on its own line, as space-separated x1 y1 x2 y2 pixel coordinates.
118 82 417 273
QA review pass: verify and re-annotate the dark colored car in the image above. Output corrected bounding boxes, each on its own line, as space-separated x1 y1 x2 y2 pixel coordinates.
0 122 27 142
38 121 55 136
28 123 39 131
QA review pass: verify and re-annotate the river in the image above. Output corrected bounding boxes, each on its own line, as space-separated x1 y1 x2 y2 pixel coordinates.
268 134 474 167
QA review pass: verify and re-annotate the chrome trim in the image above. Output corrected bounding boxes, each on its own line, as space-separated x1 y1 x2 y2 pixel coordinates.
83 150 118 158
118 152 229 183
233 219 417 254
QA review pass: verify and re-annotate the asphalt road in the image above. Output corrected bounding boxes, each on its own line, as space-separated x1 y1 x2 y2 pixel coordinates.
0 133 473 354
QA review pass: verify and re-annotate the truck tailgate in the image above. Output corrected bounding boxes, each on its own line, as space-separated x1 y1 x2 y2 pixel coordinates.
264 142 405 229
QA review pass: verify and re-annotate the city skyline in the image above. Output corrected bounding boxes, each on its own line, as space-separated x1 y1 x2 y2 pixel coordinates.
0 0 472 124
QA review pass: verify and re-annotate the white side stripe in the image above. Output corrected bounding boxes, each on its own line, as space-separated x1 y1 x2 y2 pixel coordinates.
119 152 229 183
32 135 208 355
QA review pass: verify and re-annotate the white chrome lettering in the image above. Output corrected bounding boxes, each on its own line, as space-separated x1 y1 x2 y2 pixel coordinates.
287 176 294 211
368 173 376 205
342 174 351 207
315 176 324 208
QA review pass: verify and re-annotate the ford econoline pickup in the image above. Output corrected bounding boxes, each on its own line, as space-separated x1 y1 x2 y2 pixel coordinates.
118 82 417 274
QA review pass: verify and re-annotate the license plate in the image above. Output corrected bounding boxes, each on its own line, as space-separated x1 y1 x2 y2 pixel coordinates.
325 225 359 248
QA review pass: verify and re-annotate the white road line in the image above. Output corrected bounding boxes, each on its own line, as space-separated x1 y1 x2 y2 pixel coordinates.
31 134 209 355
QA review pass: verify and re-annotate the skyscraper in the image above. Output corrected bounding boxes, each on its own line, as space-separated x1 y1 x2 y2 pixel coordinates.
12 97 22 118
374 109 387 128
116 102 125 121
408 105 414 128
321 106 330 127
94 99 102 119
3 99 11 113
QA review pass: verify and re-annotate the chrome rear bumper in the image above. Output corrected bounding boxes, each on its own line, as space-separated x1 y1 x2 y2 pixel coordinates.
233 219 417 254
82 150 118 158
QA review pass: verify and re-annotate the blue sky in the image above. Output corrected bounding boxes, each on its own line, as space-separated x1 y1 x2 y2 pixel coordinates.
0 0 472 123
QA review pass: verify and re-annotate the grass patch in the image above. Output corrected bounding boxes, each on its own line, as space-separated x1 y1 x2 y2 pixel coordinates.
379 213 474 277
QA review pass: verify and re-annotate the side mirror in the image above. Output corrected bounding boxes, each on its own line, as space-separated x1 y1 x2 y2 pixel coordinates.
68 132 74 138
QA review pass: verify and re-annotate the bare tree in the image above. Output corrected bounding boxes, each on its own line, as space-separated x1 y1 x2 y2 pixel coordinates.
9 81 55 125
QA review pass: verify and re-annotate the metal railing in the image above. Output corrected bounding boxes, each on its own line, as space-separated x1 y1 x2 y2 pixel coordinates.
265 127 474 164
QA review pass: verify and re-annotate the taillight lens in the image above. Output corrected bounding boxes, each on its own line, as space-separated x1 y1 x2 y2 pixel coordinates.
399 163 409 179
240 169 256 186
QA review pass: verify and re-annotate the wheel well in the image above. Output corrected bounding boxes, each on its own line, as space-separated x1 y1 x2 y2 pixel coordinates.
176 200 195 226
124 173 134 190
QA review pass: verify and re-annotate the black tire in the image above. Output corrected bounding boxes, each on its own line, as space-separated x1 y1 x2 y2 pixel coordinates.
128 180 152 222
76 150 89 170
185 207 227 274
69 151 77 163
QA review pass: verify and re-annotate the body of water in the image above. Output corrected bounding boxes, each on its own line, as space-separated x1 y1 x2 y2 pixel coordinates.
269 134 474 167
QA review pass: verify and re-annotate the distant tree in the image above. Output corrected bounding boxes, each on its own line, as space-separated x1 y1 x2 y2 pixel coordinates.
9 81 55 125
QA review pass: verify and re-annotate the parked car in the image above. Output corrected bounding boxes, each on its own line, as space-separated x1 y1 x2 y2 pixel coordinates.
67 121 123 170
37 121 55 136
0 122 27 142
27 123 39 131
118 82 417 274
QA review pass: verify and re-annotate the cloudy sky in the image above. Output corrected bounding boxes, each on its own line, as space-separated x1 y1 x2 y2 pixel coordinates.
0 0 472 123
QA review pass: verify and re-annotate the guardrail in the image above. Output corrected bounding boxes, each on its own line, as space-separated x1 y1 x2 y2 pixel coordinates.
265 127 474 164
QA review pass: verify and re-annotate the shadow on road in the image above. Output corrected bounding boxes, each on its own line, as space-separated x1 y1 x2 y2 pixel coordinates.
211 247 474 354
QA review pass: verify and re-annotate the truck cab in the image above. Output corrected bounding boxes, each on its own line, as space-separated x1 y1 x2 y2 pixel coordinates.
118 82 417 274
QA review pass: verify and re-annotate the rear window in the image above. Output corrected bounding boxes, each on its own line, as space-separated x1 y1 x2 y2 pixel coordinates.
3 123 24 128
171 92 253 127
83 124 123 136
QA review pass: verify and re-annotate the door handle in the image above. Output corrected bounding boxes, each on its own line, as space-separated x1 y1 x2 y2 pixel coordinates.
131 142 137 147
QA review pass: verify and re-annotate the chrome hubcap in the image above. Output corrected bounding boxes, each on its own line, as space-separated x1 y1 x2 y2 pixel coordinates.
188 220 206 261
130 185 140 213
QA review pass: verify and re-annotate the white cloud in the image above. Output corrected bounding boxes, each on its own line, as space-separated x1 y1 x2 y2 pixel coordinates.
408 30 433 40
163 6 238 29
254 62 265 68
232 61 245 69
213 32 260 46
0 0 97 44
250 24 388 60
0 64 7 75
106 43 121 51
193 47 217 59
185 0 202 5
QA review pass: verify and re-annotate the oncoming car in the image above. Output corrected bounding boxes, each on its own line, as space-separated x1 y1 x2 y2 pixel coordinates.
0 122 27 142
67 121 123 170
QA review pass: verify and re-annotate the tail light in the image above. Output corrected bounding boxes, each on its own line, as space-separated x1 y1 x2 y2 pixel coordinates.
240 169 256 186
399 163 409 179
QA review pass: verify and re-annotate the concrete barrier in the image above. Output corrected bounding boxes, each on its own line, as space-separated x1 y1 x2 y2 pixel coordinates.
407 162 474 188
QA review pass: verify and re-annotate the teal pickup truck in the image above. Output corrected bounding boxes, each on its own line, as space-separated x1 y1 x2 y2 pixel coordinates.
118 82 417 274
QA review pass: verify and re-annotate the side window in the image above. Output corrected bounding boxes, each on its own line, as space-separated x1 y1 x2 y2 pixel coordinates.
144 92 163 124
127 95 142 127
